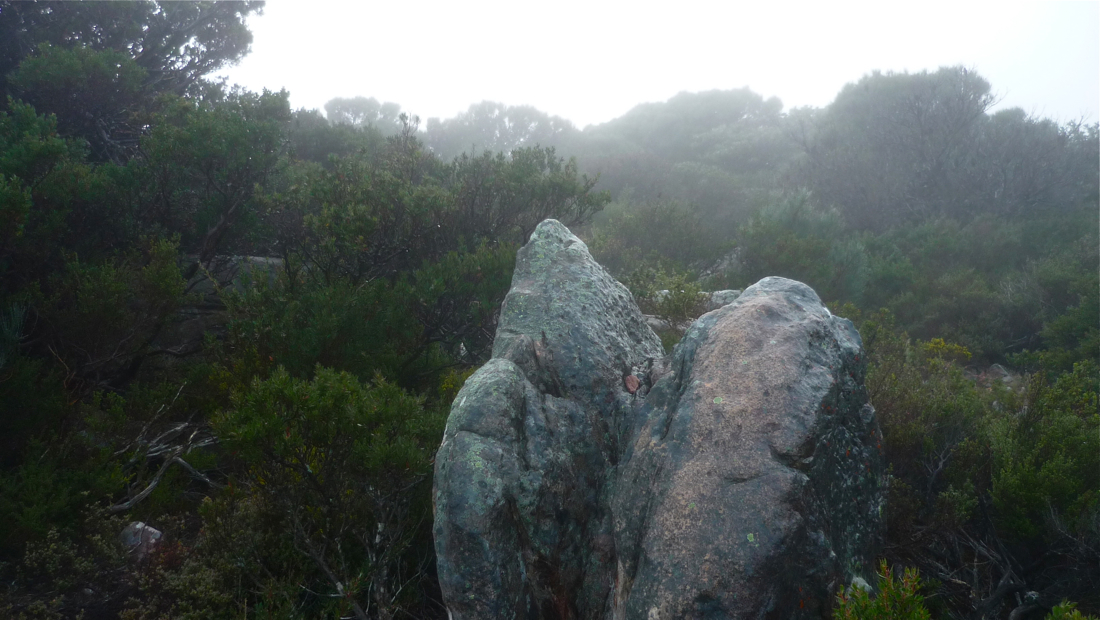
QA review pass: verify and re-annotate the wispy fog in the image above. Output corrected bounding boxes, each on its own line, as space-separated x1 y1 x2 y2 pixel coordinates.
219 0 1099 126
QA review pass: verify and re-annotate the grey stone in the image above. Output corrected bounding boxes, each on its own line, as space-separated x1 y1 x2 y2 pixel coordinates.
433 221 885 620
120 521 162 561
987 363 1020 387
611 277 884 619
643 314 672 333
699 248 742 281
434 220 663 619
705 288 742 311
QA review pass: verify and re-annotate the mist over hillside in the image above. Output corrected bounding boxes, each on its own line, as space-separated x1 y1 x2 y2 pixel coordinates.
322 71 1097 363
0 2 1096 619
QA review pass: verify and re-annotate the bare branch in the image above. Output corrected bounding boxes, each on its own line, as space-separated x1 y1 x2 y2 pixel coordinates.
108 448 182 514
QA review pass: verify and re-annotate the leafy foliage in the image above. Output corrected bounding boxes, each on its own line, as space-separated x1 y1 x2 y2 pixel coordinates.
447 145 607 242
0 98 128 283
625 264 707 326
8 44 147 162
0 0 264 161
731 192 868 303
1047 600 1100 620
212 367 445 618
0 1 262 97
991 361 1099 541
794 67 1097 230
0 440 124 558
586 198 729 275
569 88 796 229
138 88 291 263
0 16 1096 617
287 107 387 166
834 560 931 620
325 96 405 135
29 238 187 391
424 100 578 161
834 305 1100 618
224 242 514 389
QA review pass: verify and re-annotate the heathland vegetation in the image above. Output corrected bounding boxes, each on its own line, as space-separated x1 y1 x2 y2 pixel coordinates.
0 3 1096 618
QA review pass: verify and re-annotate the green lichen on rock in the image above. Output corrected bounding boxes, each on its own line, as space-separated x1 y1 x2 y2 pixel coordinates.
435 220 663 619
433 221 885 620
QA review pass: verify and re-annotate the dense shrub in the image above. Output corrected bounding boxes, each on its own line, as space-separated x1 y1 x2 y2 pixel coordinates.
210 366 446 618
1047 600 1100 620
837 305 1100 618
585 198 730 275
834 560 931 620
1 19 1097 617
991 361 1099 542
730 193 868 304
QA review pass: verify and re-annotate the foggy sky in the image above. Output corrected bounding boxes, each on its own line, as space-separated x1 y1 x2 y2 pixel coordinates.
218 0 1100 127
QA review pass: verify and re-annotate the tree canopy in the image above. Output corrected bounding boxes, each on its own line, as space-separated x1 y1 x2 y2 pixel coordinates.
0 0 263 161
423 100 578 160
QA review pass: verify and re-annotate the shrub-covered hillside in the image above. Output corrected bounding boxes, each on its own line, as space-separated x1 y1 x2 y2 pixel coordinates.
0 2 1096 619
577 69 1099 620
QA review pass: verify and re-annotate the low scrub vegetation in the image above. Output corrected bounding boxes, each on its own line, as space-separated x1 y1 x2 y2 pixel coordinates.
0 5 1095 618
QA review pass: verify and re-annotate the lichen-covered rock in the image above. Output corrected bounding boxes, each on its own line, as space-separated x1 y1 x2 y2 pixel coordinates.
706 288 742 311
433 219 885 620
433 220 664 619
612 277 885 619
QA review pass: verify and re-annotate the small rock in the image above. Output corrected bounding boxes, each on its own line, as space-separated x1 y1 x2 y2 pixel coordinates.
644 314 672 332
988 363 1010 380
120 521 162 560
976 363 1021 391
705 289 742 311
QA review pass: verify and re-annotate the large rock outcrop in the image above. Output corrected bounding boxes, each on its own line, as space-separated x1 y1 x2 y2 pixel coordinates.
612 278 885 619
433 220 664 619
433 220 885 620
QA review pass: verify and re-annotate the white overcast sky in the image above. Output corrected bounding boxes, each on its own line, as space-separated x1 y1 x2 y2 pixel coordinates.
218 0 1100 128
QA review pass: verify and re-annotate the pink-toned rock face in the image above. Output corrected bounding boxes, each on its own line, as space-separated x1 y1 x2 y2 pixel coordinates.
612 277 885 620
433 219 884 620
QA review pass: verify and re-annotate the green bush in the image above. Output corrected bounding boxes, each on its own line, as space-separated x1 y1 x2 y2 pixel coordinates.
625 263 708 325
225 241 514 390
0 337 69 469
834 560 931 620
585 198 729 276
210 366 446 618
1047 600 1100 620
0 438 124 558
27 237 187 388
837 303 1099 617
851 309 991 532
733 193 868 303
991 361 1099 542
